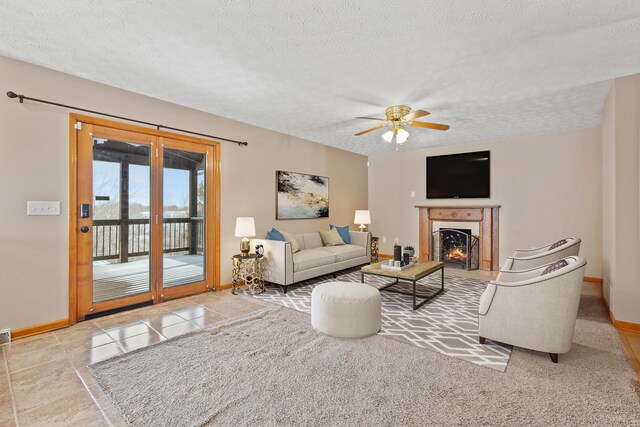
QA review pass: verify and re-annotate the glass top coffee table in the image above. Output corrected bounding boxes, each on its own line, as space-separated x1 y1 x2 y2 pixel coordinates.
360 259 444 310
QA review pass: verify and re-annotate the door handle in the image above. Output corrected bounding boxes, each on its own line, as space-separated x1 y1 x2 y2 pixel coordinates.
80 226 90 233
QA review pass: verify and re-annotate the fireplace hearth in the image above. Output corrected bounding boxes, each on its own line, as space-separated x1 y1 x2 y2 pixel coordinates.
432 228 479 270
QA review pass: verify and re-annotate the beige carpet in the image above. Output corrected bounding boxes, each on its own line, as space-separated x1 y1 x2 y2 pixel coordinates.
89 291 640 426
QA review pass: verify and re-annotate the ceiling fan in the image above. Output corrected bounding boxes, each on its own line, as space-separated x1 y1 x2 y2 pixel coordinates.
354 105 449 146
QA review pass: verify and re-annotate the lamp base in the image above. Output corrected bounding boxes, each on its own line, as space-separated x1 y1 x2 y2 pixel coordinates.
240 238 250 256
359 224 368 233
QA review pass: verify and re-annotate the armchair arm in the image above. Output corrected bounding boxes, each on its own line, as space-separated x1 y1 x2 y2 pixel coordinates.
496 268 545 283
512 246 549 257
493 256 585 288
497 256 581 282
507 238 581 270
250 239 293 286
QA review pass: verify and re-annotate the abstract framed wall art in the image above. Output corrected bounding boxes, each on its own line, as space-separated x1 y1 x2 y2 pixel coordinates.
276 171 329 219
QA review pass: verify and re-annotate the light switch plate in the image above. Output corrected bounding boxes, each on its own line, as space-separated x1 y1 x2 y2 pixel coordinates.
27 201 61 216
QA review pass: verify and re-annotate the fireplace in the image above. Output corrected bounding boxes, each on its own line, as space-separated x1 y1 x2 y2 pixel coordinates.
431 228 479 270
416 206 500 271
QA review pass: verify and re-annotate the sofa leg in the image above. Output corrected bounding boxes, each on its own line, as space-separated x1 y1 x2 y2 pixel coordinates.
549 353 558 363
479 336 486 344
281 285 288 294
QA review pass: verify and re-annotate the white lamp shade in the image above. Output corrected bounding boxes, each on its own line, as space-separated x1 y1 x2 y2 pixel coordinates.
382 127 409 144
382 130 394 143
396 128 409 144
354 210 371 225
234 217 256 238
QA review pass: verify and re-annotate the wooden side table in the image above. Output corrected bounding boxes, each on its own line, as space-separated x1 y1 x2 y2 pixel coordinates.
231 253 265 295
370 236 379 263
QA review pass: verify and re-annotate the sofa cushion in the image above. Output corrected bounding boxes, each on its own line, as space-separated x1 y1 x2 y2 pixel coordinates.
277 230 301 253
318 244 366 262
293 248 336 272
330 224 351 244
319 228 345 246
266 228 285 241
301 233 324 249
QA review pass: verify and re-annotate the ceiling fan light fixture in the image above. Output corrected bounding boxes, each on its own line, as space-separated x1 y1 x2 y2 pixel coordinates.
382 129 395 143
396 127 409 144
355 105 447 147
382 127 409 144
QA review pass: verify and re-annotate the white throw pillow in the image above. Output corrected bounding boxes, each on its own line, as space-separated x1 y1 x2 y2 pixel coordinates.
277 230 301 253
319 228 345 246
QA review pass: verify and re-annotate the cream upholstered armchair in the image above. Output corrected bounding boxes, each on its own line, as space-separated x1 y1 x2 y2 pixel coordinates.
478 256 587 363
502 237 581 271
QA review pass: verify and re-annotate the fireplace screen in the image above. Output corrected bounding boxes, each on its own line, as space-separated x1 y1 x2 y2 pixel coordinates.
432 228 479 270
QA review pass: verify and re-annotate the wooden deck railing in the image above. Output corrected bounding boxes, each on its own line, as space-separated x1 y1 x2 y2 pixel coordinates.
93 217 204 261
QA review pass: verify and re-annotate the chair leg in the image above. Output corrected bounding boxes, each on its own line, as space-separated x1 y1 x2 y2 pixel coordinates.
549 353 558 363
479 336 486 344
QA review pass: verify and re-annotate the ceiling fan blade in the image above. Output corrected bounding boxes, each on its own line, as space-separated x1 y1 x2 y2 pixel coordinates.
356 117 387 121
403 110 430 121
354 124 387 136
409 121 450 131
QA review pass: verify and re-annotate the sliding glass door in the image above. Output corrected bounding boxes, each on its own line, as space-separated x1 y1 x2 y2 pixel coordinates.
74 121 218 320
157 138 215 300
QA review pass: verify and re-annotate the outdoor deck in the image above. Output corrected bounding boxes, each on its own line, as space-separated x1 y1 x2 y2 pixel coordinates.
93 254 204 302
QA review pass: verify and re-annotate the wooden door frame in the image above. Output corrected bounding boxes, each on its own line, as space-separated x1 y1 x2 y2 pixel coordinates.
76 124 157 317
155 136 216 302
69 114 221 324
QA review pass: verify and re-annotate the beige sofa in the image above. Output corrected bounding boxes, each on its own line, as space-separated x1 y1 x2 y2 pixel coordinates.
251 231 370 293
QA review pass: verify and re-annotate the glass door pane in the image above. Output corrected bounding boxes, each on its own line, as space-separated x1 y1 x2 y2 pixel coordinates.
162 147 206 288
92 138 152 302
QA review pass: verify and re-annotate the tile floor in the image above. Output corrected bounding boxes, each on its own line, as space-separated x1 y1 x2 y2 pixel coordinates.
1 279 638 426
0 290 263 426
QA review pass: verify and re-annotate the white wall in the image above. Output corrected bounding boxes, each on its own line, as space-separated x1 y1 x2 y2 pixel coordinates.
0 56 368 330
368 127 603 278
601 83 616 305
601 73 640 325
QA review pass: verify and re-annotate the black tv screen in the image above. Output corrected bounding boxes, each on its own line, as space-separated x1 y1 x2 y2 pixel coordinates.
426 151 490 198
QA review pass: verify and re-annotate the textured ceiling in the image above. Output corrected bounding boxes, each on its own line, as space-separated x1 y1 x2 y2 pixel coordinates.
1 1 639 155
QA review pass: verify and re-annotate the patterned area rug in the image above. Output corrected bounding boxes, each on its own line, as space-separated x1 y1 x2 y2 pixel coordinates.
241 268 512 371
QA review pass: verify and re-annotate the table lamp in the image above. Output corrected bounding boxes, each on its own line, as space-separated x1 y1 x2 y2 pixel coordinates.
235 217 256 256
354 210 371 233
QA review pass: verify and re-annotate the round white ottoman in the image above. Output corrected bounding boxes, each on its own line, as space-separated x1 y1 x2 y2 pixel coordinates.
311 281 381 338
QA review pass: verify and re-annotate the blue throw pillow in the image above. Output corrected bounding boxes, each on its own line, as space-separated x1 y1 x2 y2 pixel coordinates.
330 224 350 244
267 228 285 241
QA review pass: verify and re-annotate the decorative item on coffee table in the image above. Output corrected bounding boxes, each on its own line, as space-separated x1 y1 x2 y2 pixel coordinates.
394 244 402 262
231 253 265 295
404 246 415 257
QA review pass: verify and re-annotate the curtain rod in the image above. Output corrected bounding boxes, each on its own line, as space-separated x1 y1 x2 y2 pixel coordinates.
5 91 248 147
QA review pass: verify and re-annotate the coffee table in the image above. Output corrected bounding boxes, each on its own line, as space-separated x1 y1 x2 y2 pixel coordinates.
360 259 444 310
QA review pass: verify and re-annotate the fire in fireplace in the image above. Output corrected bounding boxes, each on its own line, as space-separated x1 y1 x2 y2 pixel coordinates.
431 228 479 270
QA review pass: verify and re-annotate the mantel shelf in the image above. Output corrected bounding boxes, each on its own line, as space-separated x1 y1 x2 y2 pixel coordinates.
414 205 501 209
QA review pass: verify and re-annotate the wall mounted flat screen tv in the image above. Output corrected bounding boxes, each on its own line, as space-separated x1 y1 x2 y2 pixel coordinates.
426 150 490 198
